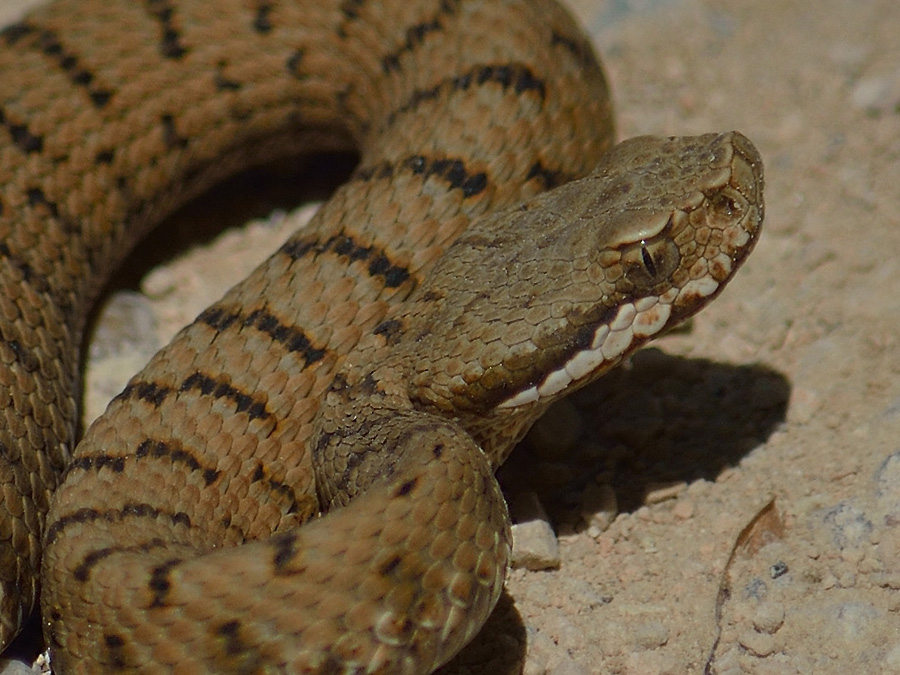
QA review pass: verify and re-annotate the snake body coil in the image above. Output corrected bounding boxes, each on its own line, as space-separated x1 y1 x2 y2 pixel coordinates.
0 0 763 672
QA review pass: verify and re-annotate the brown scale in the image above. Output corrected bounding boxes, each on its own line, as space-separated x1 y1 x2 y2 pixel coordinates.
0 0 762 672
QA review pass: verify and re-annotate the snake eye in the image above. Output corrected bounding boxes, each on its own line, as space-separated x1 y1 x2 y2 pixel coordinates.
622 238 680 289
640 241 657 277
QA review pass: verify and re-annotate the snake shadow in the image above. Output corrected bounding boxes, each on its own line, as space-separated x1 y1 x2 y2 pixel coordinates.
503 347 791 515
441 348 790 675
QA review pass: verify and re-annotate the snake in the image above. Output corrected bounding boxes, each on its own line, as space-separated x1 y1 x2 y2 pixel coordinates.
0 0 764 672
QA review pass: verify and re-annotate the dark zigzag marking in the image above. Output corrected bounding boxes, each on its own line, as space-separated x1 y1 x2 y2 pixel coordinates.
285 48 305 78
0 22 112 108
115 380 173 408
271 530 300 575
385 63 547 127
64 436 303 518
95 148 115 164
27 187 58 218
199 305 328 368
116 372 271 422
197 305 240 331
253 3 274 34
352 153 487 200
73 538 168 583
179 372 272 421
64 453 126 479
380 0 462 74
216 619 245 656
23 185 82 236
0 105 43 154
250 461 304 516
145 0 189 59
279 231 412 289
103 633 128 670
135 439 222 486
45 502 192 548
526 160 577 191
0 22 31 44
61 438 221 487
550 28 601 69
147 557 182 608
241 306 327 366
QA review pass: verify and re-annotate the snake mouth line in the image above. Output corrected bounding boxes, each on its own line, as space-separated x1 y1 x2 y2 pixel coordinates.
495 289 677 409
494 257 739 411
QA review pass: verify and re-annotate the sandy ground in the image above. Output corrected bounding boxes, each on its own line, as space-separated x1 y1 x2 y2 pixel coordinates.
3 0 900 673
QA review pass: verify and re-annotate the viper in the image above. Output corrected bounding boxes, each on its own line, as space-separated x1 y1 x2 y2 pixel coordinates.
0 0 763 671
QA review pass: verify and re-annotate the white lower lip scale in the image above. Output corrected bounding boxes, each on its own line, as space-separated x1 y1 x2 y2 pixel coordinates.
498 292 690 409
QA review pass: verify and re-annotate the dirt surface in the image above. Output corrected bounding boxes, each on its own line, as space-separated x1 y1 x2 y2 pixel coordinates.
2 0 900 673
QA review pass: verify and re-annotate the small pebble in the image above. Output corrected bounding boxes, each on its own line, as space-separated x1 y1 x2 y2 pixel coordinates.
739 629 776 657
510 493 560 571
769 561 788 579
672 498 695 520
644 481 686 504
753 602 785 634
632 620 669 650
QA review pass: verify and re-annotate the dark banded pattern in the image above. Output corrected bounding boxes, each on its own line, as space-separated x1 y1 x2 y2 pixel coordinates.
0 23 113 108
199 305 329 367
179 372 272 421
145 0 189 59
45 503 193 549
280 231 414 289
0 0 619 671
0 106 43 154
379 0 461 73
386 63 547 127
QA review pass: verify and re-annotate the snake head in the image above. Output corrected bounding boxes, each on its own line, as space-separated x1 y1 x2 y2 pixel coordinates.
396 131 764 425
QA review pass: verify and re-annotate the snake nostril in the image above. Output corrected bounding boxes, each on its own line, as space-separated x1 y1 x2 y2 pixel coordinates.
712 192 739 219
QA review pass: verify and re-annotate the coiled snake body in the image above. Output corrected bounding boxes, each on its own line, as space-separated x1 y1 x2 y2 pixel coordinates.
0 0 764 672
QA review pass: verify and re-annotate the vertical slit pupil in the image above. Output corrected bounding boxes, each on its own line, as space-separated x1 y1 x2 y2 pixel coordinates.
640 243 657 277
